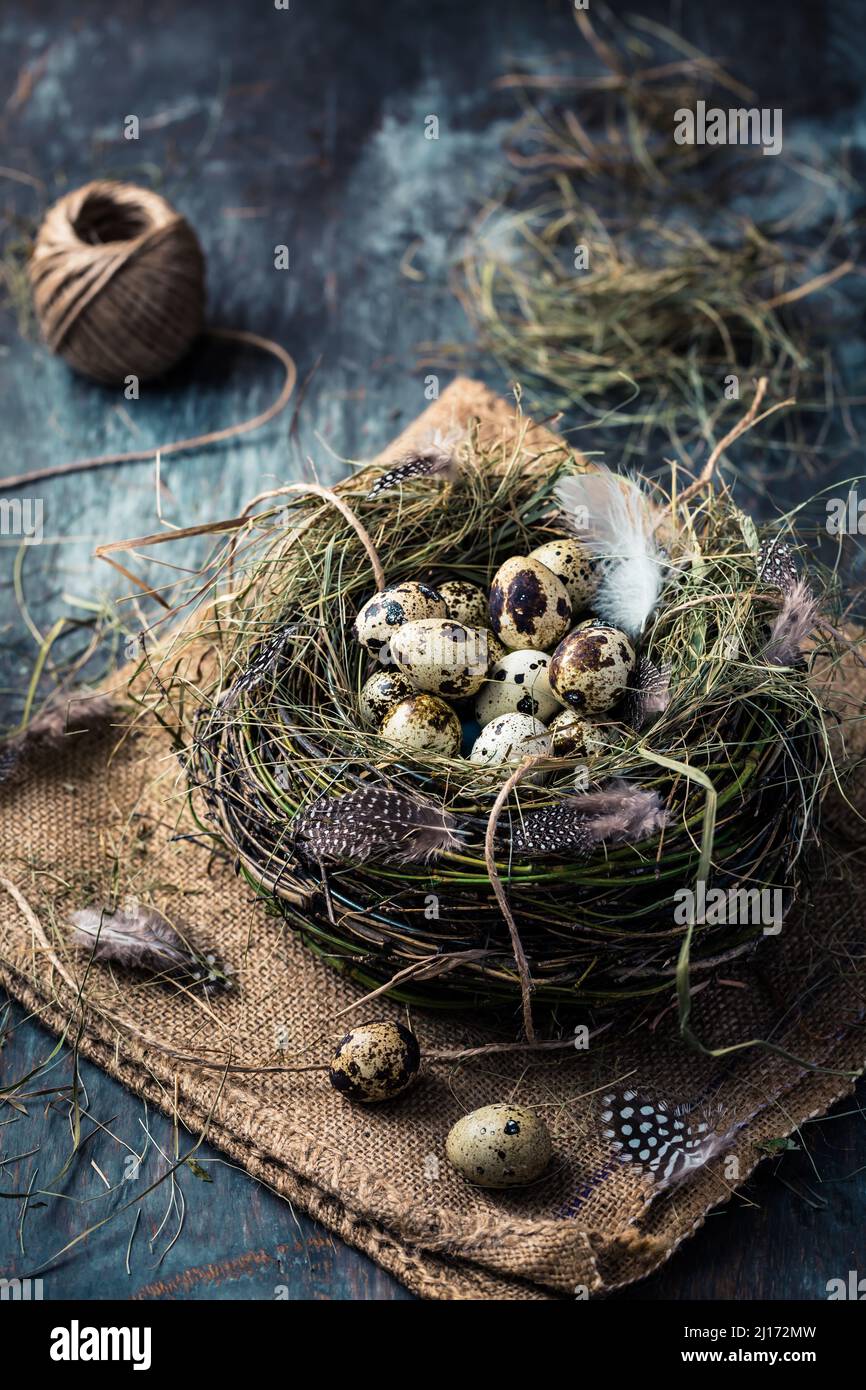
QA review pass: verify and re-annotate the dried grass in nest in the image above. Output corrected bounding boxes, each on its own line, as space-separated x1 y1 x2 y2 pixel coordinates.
131 408 852 1036
450 8 861 480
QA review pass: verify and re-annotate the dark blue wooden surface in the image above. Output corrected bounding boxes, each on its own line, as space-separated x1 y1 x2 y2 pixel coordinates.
2 0 866 1299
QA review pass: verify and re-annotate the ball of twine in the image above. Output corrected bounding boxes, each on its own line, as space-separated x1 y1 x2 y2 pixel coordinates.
29 180 206 385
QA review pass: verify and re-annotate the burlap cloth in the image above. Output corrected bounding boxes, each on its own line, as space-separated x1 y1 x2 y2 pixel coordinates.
2 380 865 1300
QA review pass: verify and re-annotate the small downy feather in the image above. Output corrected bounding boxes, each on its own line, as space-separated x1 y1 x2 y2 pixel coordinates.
600 1088 735 1190
763 579 819 667
366 429 463 499
506 781 667 859
293 786 465 865
622 655 671 731
555 466 666 639
0 692 117 785
69 903 230 993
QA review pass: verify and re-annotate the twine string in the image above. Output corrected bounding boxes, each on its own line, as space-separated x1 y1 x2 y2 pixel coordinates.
0 328 298 492
483 755 546 1043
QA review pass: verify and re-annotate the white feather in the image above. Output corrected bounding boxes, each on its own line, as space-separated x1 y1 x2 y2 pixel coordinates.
555 467 666 637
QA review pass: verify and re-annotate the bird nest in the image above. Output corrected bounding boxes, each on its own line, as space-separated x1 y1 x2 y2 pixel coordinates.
159 420 842 1028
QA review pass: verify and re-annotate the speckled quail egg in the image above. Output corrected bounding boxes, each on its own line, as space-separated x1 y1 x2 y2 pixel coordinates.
483 629 506 667
529 538 599 614
480 629 506 670
390 618 489 699
489 555 571 652
549 625 635 714
352 582 446 657
358 670 417 727
445 1103 552 1188
475 649 561 728
328 1021 421 1103
548 708 605 758
469 713 550 782
437 579 490 630
379 694 462 756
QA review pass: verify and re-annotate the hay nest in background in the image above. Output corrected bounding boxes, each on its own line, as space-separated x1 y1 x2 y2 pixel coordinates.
149 417 844 1029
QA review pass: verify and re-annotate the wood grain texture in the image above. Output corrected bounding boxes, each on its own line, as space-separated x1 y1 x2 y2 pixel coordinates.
1 0 865 1300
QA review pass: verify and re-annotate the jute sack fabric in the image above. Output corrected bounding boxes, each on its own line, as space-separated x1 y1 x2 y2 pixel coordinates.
1 379 864 1300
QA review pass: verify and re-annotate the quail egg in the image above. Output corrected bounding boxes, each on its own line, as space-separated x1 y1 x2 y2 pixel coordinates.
437 579 489 630
528 538 599 613
549 625 635 714
489 555 571 652
353 582 446 657
445 1103 552 1188
475 649 561 728
469 713 550 782
359 670 417 727
379 694 462 756
328 1021 421 1103
390 618 489 699
483 629 506 668
548 708 604 758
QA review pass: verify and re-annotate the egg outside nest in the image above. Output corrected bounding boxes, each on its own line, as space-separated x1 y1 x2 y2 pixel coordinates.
328 1021 421 1103
445 1103 553 1188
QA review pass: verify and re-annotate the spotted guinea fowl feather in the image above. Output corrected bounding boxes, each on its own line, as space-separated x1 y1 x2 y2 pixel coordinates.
758 537 798 595
622 655 671 731
600 1088 735 1189
293 786 464 865
507 782 667 859
221 622 300 708
366 430 463 499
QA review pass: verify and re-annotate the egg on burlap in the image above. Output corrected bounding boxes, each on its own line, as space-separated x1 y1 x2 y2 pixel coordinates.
379 694 462 756
328 1021 421 1103
549 625 635 714
390 618 489 699
475 649 561 727
353 582 445 656
358 670 417 727
488 556 571 652
437 579 489 630
445 1103 552 1188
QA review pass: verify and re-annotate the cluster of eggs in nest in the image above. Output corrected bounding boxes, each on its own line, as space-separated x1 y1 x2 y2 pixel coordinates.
352 539 636 778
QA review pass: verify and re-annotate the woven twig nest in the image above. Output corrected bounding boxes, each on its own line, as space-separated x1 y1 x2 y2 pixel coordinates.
170 422 839 1022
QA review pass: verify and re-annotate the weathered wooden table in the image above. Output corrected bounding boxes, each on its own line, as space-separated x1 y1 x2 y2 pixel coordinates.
2 0 864 1299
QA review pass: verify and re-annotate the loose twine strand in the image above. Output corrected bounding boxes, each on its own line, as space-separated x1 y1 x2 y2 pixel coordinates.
0 328 297 492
